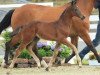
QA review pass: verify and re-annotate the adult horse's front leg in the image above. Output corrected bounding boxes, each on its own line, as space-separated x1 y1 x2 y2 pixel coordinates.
62 38 82 67
79 32 100 63
65 36 79 63
46 43 61 71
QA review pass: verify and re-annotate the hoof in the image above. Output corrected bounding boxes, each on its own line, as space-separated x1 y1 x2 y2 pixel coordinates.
97 57 100 63
1 63 8 68
9 65 14 69
38 66 41 69
79 65 82 68
98 60 100 63
97 58 100 63
45 67 50 71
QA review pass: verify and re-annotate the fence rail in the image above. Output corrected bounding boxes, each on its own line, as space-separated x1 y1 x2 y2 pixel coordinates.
89 15 98 33
0 2 53 8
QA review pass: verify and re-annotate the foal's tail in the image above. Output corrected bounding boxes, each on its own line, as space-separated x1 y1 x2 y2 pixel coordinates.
10 26 23 37
0 9 15 34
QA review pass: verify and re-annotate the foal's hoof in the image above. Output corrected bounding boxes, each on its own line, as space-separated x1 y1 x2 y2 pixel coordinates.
1 63 8 68
45 67 50 71
79 65 82 68
38 66 41 69
9 65 14 69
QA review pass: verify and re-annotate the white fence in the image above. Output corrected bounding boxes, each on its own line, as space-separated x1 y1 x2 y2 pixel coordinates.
0 2 53 8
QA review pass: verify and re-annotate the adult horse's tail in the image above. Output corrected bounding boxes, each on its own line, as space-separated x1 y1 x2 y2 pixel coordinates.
0 9 15 34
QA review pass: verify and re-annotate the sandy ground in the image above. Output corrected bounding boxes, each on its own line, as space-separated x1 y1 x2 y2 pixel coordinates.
0 65 100 75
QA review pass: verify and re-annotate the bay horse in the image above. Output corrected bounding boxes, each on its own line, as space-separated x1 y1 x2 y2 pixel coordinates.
8 1 84 70
1 0 100 67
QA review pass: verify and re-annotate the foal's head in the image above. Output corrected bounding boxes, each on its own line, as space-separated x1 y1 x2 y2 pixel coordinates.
70 0 85 20
61 0 85 20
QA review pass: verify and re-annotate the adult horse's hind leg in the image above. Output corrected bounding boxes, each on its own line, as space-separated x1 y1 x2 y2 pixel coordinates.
1 34 20 68
62 38 82 67
65 36 79 63
1 41 11 68
79 32 100 63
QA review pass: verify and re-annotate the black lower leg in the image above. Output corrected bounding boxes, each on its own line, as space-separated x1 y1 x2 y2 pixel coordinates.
4 41 11 65
88 45 100 63
65 52 75 63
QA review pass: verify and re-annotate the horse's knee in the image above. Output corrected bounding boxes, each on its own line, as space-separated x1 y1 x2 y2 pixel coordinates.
33 36 40 42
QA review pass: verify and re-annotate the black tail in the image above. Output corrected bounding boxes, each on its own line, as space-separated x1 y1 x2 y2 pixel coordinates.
0 9 15 34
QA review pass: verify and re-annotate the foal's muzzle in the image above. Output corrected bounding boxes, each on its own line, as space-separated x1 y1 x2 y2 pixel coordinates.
81 16 85 20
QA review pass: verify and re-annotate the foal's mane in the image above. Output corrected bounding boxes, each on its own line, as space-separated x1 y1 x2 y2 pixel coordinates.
60 3 70 18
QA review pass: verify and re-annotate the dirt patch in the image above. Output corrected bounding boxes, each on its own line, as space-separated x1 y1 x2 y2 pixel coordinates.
0 65 100 75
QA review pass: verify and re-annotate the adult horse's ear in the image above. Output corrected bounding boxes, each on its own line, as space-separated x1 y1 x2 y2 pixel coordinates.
71 0 77 5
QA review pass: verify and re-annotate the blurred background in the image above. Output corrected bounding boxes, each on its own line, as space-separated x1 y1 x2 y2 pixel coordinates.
0 0 70 6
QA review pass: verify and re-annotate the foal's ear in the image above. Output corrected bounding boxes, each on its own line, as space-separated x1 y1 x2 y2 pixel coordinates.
71 0 77 5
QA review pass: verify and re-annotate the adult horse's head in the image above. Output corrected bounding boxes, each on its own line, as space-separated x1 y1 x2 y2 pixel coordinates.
71 0 85 20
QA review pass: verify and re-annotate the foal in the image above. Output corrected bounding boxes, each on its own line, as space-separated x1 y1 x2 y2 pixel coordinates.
9 1 84 70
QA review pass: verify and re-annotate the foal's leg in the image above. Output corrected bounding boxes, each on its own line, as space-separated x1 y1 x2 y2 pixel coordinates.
62 38 82 67
79 32 100 63
46 43 61 71
65 36 79 63
31 37 48 68
27 42 41 68
9 43 26 68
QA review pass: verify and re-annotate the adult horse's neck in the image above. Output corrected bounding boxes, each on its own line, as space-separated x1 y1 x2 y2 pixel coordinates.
77 0 95 16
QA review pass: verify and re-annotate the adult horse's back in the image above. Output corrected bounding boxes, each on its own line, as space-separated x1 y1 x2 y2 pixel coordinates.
11 4 68 29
